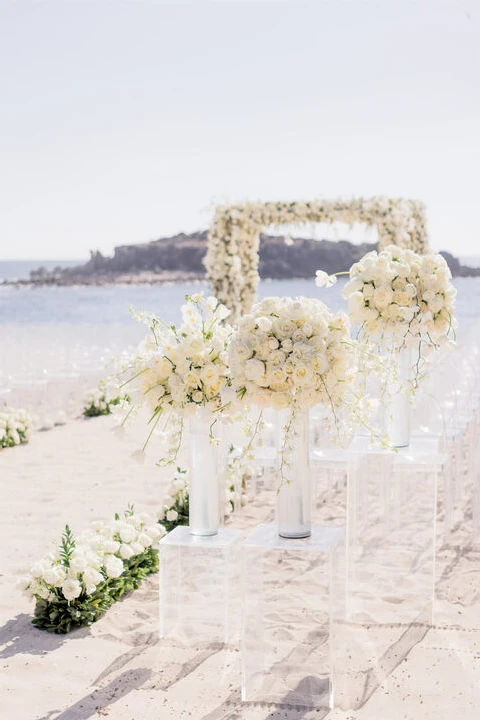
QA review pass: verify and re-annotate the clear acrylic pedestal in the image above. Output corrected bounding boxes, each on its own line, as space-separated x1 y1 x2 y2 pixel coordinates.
160 526 242 645
241 523 344 709
332 438 438 710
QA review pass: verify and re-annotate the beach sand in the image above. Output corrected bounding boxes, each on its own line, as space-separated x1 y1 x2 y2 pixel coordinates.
1 415 479 719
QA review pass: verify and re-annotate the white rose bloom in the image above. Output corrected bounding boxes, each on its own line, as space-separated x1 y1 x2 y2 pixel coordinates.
137 532 153 548
36 584 52 600
103 540 121 554
266 336 279 351
342 277 363 297
104 555 125 579
362 284 375 300
373 286 393 309
83 567 104 588
69 553 88 574
428 295 444 314
393 290 411 306
271 393 289 409
244 358 267 384
256 316 273 332
130 541 145 556
166 509 179 522
119 525 137 543
144 525 162 540
17 575 33 594
119 543 135 560
61 579 83 601
315 270 337 288
42 566 67 587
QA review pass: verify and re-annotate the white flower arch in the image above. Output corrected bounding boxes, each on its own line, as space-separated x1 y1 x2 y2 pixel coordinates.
205 197 428 321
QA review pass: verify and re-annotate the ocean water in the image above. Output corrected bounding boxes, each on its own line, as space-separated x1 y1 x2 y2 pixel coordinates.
1 276 478 421
1 276 479 328
0 274 477 384
0 260 83 282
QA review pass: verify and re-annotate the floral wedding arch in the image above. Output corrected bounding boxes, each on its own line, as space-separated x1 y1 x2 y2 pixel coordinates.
205 197 428 321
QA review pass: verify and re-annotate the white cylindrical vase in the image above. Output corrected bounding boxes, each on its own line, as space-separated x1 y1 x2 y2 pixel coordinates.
188 407 219 536
386 346 412 448
276 408 311 539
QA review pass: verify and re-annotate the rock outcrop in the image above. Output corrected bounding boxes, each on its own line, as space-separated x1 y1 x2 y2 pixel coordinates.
8 232 480 286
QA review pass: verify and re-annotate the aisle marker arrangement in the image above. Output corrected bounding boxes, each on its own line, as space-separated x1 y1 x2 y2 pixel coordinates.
0 408 33 449
82 381 126 418
20 507 164 633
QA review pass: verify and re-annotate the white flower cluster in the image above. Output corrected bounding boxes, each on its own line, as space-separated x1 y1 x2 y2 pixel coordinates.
158 468 238 528
341 245 457 349
19 512 165 603
205 197 428 321
82 382 125 417
0 407 33 449
228 296 355 412
122 294 232 424
158 472 190 526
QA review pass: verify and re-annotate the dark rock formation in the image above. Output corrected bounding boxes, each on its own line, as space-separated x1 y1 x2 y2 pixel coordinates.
439 251 480 277
3 233 478 287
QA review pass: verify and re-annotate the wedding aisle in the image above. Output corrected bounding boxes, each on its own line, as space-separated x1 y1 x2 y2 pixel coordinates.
1 416 479 720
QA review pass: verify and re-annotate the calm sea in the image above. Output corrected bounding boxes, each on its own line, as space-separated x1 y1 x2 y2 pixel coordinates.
0 260 83 282
1 276 479 328
1 268 479 383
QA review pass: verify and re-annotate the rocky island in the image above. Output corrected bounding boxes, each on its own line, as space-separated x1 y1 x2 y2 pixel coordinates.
9 232 480 286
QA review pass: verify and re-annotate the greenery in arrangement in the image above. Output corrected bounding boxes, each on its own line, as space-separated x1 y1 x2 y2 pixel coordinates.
20 507 164 634
158 467 190 532
157 465 245 533
114 293 233 467
0 408 33 449
82 383 126 418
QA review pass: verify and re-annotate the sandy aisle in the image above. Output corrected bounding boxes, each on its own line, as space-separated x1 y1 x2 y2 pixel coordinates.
1 416 479 720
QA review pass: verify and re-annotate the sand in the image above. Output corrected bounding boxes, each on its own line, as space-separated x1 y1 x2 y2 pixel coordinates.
1 414 479 720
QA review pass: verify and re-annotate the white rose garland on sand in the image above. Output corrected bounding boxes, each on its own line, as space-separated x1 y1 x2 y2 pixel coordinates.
116 293 233 465
19 507 164 633
205 197 428 320
228 296 362 483
0 408 33 449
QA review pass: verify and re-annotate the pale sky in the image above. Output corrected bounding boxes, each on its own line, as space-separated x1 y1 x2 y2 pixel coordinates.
0 0 479 260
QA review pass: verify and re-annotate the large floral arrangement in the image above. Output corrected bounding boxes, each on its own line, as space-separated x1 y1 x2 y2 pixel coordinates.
19 507 164 633
0 407 33 448
116 293 233 464
327 245 457 353
205 197 428 320
229 295 361 483
229 295 355 412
